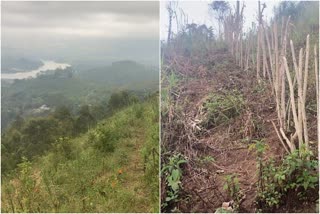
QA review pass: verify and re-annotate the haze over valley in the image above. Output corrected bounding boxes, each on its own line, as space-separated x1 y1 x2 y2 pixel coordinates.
2 1 159 212
1 1 159 130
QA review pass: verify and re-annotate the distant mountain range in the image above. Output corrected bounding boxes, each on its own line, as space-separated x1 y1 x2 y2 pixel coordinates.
76 60 158 86
1 56 44 73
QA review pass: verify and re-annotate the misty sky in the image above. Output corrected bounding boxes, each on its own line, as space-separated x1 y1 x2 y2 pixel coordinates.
1 1 159 67
160 0 280 40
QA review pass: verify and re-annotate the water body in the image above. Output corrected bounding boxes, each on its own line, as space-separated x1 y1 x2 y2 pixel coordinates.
1 60 71 80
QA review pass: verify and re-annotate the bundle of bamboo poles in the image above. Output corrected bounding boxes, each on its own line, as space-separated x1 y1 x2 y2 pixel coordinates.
223 1 319 154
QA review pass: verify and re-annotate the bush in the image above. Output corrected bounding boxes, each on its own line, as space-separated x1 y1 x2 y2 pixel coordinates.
161 153 187 211
201 90 244 128
108 91 139 113
257 145 319 211
52 137 75 160
89 126 117 153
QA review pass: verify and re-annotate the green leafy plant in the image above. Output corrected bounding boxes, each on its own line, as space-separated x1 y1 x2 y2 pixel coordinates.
256 144 319 211
89 126 118 153
161 153 187 210
223 174 243 211
197 155 215 166
201 90 244 128
257 159 283 209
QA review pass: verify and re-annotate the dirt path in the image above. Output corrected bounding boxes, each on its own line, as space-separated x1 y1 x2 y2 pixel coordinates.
166 51 286 212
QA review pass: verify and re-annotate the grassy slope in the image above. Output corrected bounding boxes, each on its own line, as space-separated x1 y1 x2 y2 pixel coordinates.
1 98 159 213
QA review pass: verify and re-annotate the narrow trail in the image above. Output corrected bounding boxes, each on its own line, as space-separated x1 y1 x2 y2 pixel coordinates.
172 51 286 212
113 124 154 212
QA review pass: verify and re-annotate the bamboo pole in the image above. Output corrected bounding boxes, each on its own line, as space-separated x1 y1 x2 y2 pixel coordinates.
280 17 290 131
274 22 281 128
280 63 286 131
302 35 310 149
297 48 304 150
245 36 250 71
262 29 272 86
272 121 290 154
264 24 274 81
262 27 267 78
240 32 243 68
257 25 261 82
288 40 299 132
290 40 299 76
284 56 303 149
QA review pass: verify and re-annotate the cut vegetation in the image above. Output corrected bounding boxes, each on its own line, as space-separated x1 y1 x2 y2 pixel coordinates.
161 1 319 213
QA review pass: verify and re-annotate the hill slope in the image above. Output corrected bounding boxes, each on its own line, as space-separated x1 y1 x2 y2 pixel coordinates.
1 96 159 213
161 50 318 213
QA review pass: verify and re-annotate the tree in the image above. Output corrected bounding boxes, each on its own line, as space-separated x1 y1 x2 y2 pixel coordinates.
75 105 96 133
166 1 178 44
21 118 60 158
108 91 137 112
53 106 75 136
209 1 231 39
11 115 25 130
53 106 73 121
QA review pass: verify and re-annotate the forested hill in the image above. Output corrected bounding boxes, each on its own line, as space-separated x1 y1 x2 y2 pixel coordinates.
1 93 159 212
1 56 43 73
1 60 158 131
77 60 158 86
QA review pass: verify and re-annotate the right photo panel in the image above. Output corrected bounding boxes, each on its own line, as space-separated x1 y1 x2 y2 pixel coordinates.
161 1 319 213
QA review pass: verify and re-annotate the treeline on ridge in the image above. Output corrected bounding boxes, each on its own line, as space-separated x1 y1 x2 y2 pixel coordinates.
1 90 148 175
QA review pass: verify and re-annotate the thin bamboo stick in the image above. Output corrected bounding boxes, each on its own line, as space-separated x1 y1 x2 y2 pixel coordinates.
302 35 310 148
274 22 282 128
284 56 303 149
280 17 291 131
257 25 261 82
264 24 273 81
297 48 304 150
272 121 290 154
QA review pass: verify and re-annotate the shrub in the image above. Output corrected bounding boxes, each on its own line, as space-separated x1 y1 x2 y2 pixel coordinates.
223 174 243 211
89 126 118 153
256 145 318 211
201 90 244 128
161 153 187 210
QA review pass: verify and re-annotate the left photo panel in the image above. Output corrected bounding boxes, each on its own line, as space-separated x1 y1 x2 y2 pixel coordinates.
1 1 160 213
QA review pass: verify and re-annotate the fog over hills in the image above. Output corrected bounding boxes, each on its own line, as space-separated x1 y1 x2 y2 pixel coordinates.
1 1 159 68
1 1 159 131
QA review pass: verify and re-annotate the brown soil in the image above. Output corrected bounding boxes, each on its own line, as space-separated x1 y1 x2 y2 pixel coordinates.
161 51 318 213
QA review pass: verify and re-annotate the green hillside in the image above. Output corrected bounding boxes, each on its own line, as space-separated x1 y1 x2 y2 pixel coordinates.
1 60 158 131
77 60 158 87
1 95 159 213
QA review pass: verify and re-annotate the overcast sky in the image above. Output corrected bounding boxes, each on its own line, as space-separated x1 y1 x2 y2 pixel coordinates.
160 0 280 40
1 1 159 67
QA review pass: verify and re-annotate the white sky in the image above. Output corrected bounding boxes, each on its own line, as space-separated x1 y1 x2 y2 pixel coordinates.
160 0 281 40
2 1 159 65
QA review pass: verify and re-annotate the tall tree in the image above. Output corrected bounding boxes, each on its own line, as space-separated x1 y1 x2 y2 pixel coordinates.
75 105 96 133
166 1 178 44
209 1 230 39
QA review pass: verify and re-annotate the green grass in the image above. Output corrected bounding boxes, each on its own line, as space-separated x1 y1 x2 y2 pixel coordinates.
1 97 159 213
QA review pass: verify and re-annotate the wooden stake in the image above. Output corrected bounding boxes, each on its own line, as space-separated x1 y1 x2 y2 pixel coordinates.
302 35 310 148
284 56 303 148
297 48 304 150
